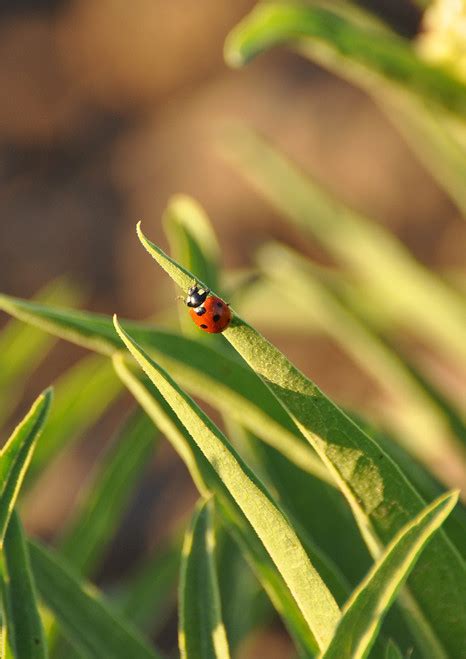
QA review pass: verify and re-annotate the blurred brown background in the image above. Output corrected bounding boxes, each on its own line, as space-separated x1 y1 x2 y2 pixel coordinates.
1 1 465 655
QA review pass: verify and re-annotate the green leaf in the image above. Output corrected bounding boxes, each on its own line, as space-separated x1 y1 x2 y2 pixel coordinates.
0 294 331 485
179 499 231 659
135 224 466 657
58 410 158 576
112 321 341 652
2 512 47 659
321 490 458 659
257 242 465 475
224 2 466 118
28 540 161 659
220 125 466 369
27 355 122 485
237 425 370 592
0 388 52 546
113 358 327 657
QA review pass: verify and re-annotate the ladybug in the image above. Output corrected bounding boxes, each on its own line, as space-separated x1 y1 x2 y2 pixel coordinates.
184 283 231 333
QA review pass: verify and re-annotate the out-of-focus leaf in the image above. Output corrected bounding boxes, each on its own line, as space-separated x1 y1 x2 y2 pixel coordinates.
0 279 78 426
179 499 231 659
112 321 341 653
29 540 161 659
224 2 466 117
114 539 180 635
136 223 466 657
385 638 404 659
58 410 158 576
113 356 329 657
2 512 47 659
0 389 52 546
220 125 466 369
164 194 220 296
322 490 458 659
27 355 122 485
0 294 331 485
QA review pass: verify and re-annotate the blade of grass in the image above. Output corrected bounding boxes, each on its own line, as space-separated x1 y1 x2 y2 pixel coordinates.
27 355 122 486
0 388 52 546
2 512 47 659
28 540 162 659
179 499 231 659
112 324 341 652
321 490 458 658
0 294 331 485
219 125 466 369
224 2 466 118
58 410 158 576
136 224 466 658
113 357 327 657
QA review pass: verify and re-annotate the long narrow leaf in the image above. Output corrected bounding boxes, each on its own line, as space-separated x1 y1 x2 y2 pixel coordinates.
179 499 230 659
257 242 465 475
113 356 328 657
322 490 458 659
28 540 161 659
0 388 52 545
136 224 466 657
2 512 47 659
0 294 331 484
113 321 341 651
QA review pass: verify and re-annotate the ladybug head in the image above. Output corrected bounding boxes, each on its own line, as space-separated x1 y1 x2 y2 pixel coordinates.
185 283 209 308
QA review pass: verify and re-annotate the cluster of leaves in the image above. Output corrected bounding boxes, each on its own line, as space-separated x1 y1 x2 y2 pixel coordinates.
1 2 465 657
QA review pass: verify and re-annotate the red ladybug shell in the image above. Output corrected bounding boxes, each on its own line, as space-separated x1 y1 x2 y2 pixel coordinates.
189 295 231 333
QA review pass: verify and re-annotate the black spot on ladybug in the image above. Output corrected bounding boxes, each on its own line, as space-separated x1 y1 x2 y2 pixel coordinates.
213 314 220 322
200 324 208 329
217 301 223 308
195 306 206 316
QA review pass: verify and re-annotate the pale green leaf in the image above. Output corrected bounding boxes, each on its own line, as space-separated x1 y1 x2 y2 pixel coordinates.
257 241 465 476
321 490 458 659
135 224 466 657
112 320 341 651
113 356 326 657
179 499 230 659
0 389 52 546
